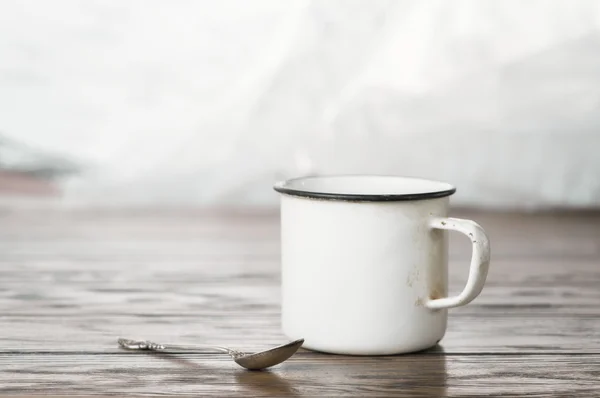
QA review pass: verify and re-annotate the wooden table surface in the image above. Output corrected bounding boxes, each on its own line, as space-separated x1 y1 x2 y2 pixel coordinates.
0 208 599 397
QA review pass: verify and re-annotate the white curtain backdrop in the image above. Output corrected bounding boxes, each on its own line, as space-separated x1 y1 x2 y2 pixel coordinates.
1 0 599 208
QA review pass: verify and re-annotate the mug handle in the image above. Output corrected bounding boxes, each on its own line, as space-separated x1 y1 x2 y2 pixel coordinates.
425 217 491 310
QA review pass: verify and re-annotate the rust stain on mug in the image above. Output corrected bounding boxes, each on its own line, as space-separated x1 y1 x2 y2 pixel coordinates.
406 267 420 287
429 283 446 301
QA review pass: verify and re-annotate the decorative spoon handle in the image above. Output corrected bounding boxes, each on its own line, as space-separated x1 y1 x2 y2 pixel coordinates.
117 338 233 354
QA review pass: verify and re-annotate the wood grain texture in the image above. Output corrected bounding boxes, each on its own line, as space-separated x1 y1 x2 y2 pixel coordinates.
1 353 599 397
0 208 599 396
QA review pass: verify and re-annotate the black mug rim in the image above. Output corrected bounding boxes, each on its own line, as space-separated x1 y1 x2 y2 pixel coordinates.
273 174 456 202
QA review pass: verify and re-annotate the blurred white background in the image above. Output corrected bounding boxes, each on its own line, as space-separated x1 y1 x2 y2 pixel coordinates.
1 0 599 209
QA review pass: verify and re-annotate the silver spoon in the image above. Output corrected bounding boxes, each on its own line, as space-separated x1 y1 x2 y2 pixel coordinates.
117 337 304 371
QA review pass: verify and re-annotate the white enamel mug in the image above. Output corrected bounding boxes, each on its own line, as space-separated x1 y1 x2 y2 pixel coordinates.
273 175 491 355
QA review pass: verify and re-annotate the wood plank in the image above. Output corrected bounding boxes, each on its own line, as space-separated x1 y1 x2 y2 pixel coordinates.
0 209 598 260
2 257 599 315
1 353 598 397
1 313 598 355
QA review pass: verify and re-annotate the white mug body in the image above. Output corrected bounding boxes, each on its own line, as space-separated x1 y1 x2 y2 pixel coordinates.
274 175 490 355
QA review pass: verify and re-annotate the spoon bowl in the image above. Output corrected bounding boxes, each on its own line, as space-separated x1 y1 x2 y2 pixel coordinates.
233 338 304 370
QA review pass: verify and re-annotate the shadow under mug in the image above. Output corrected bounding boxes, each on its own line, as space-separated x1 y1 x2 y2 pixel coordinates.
274 175 490 355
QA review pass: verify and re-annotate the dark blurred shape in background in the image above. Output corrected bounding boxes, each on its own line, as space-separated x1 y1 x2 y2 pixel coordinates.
0 133 80 197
